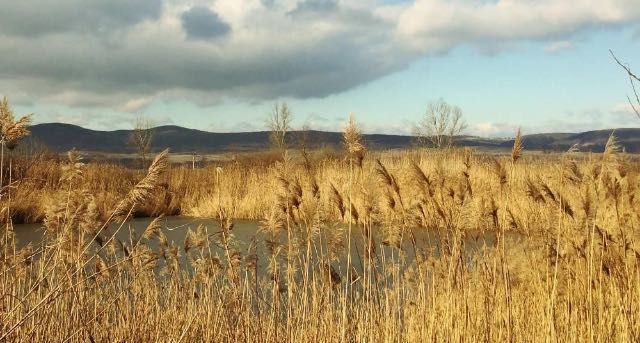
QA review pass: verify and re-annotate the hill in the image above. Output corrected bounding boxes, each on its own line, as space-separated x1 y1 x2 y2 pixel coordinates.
26 123 640 154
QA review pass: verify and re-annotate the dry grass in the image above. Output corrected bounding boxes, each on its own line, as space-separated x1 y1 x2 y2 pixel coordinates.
1 128 640 340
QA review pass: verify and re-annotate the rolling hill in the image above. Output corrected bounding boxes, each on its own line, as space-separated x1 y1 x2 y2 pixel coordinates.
25 123 640 154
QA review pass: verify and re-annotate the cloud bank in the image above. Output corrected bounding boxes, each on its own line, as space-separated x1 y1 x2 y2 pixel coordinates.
0 0 638 113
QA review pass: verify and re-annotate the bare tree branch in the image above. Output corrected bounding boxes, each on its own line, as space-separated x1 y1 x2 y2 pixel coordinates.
628 76 640 119
610 49 640 119
610 50 640 82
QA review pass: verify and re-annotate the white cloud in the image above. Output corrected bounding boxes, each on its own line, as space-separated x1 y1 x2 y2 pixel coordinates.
395 0 640 51
610 102 640 125
207 119 263 133
467 101 640 138
467 122 518 138
544 40 574 54
611 101 639 116
118 96 154 113
360 121 414 135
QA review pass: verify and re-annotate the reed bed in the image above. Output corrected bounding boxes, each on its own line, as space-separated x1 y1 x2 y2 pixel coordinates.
1 128 640 341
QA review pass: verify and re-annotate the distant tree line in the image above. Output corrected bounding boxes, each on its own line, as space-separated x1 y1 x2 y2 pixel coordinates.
265 98 469 154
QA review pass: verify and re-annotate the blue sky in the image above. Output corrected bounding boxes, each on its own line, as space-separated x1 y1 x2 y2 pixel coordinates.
1 0 639 137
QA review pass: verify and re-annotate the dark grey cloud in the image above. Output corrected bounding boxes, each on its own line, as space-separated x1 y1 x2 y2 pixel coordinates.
0 29 409 100
181 7 230 40
0 0 162 37
0 1 413 109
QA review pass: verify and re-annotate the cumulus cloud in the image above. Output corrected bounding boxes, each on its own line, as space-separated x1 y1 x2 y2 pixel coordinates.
395 0 640 50
0 0 639 126
0 0 411 109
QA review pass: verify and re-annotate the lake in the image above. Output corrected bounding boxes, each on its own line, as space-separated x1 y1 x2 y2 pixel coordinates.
12 216 505 276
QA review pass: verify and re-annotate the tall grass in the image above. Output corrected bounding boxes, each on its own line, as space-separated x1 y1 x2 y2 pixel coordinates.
1 131 639 340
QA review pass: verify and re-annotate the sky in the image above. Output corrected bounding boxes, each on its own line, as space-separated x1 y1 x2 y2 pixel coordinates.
1 0 639 137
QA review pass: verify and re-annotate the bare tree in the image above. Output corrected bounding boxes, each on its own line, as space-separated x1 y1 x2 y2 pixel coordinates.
610 50 640 119
413 99 467 149
266 102 293 151
129 116 154 168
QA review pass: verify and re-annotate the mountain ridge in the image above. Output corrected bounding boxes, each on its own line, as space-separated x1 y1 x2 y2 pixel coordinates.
25 123 640 154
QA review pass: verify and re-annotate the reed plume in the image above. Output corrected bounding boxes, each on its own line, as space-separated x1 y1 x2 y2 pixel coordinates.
343 113 365 167
375 159 395 190
602 132 621 174
142 215 164 240
525 179 545 203
0 97 32 150
114 149 169 217
511 127 523 164
492 158 508 187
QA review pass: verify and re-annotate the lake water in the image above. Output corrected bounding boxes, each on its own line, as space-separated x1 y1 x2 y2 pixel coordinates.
13 217 262 251
12 217 503 275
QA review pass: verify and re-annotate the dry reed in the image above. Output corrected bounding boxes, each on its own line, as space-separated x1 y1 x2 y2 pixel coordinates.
0 119 639 341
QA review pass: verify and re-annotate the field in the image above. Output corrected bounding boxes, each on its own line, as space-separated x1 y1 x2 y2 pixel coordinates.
1 130 640 341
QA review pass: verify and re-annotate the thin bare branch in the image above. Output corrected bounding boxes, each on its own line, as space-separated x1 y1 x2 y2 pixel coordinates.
610 50 640 119
627 77 640 119
610 50 640 82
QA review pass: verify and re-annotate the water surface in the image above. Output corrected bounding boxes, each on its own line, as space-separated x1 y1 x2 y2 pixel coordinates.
13 217 503 275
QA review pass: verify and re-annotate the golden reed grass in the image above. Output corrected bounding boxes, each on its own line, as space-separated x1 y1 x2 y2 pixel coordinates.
0 109 639 341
